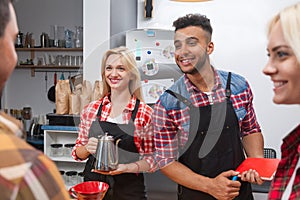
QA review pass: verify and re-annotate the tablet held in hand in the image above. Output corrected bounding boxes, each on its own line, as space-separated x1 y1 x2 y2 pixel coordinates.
235 158 280 181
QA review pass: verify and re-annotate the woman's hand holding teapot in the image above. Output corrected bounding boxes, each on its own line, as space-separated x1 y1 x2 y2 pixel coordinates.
85 137 98 154
92 163 137 175
92 164 125 175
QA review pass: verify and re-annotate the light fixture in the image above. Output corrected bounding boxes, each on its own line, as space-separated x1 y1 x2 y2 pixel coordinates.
170 0 212 2
144 0 153 18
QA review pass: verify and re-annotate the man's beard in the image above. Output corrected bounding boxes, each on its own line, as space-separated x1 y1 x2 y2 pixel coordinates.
178 59 206 75
178 66 198 75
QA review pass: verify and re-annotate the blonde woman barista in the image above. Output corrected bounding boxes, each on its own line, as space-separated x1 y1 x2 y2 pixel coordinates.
263 3 300 200
72 46 155 200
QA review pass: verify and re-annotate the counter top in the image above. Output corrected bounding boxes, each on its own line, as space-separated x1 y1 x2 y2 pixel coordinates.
26 135 43 145
41 125 78 131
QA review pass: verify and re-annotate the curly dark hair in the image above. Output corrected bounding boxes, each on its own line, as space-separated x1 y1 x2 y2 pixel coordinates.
173 13 213 37
0 0 13 37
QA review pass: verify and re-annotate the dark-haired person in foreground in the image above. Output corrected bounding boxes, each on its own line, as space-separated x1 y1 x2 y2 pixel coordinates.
0 0 69 199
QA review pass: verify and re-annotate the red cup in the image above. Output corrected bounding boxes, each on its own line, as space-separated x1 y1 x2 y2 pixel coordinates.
69 181 109 200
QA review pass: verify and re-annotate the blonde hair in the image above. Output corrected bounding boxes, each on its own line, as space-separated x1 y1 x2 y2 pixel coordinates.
100 46 144 101
267 3 300 63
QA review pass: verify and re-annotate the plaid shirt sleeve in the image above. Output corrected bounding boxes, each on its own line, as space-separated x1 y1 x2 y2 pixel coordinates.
268 125 300 200
233 82 261 136
153 99 182 169
72 100 100 161
133 101 157 172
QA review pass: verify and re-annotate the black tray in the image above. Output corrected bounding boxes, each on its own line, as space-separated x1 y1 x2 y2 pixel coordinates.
46 113 80 126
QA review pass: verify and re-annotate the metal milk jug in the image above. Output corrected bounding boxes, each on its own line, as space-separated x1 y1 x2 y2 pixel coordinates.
93 133 121 171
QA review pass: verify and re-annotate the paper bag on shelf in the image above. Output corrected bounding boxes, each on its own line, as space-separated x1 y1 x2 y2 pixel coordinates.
92 80 103 101
80 80 92 111
56 79 71 114
69 90 81 115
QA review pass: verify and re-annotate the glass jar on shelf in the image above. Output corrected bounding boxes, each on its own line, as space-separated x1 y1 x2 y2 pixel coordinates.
50 143 63 157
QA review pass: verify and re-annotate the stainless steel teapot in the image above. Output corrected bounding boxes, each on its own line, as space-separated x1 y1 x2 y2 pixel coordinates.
93 133 121 171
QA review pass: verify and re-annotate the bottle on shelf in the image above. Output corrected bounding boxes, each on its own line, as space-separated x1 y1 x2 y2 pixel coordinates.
15 31 23 48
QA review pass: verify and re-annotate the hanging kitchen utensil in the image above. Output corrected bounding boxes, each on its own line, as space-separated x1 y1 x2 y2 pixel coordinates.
60 72 65 80
47 72 57 102
72 73 83 88
69 76 75 93
45 72 48 92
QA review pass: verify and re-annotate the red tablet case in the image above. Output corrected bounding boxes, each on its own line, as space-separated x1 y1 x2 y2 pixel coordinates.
236 158 280 181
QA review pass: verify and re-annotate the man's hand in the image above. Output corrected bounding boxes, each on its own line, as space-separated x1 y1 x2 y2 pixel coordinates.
240 169 264 185
208 170 241 200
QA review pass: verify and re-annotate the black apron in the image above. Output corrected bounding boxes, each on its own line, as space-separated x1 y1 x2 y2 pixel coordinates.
166 73 253 200
83 99 146 200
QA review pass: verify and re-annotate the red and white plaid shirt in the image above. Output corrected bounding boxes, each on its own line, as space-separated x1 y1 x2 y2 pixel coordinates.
268 124 300 200
153 72 262 168
72 95 156 171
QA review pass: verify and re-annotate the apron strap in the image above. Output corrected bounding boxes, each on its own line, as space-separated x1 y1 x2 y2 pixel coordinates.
96 98 140 121
225 72 232 98
166 72 232 104
96 103 103 117
130 99 140 121
165 89 200 156
165 90 193 108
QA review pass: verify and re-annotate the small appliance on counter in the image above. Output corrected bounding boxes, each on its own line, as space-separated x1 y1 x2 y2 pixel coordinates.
29 123 44 139
46 113 80 126
27 122 44 152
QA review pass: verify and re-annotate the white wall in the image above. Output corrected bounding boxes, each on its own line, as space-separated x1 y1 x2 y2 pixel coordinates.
137 0 300 157
83 0 137 84
83 0 110 83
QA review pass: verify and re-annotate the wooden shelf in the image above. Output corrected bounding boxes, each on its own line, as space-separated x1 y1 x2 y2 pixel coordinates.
16 65 81 69
16 65 81 76
16 47 83 51
16 48 83 76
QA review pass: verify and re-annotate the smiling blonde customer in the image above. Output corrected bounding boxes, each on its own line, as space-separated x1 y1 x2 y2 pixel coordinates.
263 2 300 200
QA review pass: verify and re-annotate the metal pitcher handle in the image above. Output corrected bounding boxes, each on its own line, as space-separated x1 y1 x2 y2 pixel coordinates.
112 139 121 166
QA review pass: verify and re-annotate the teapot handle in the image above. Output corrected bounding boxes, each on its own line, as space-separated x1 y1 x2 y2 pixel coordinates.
112 139 121 166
